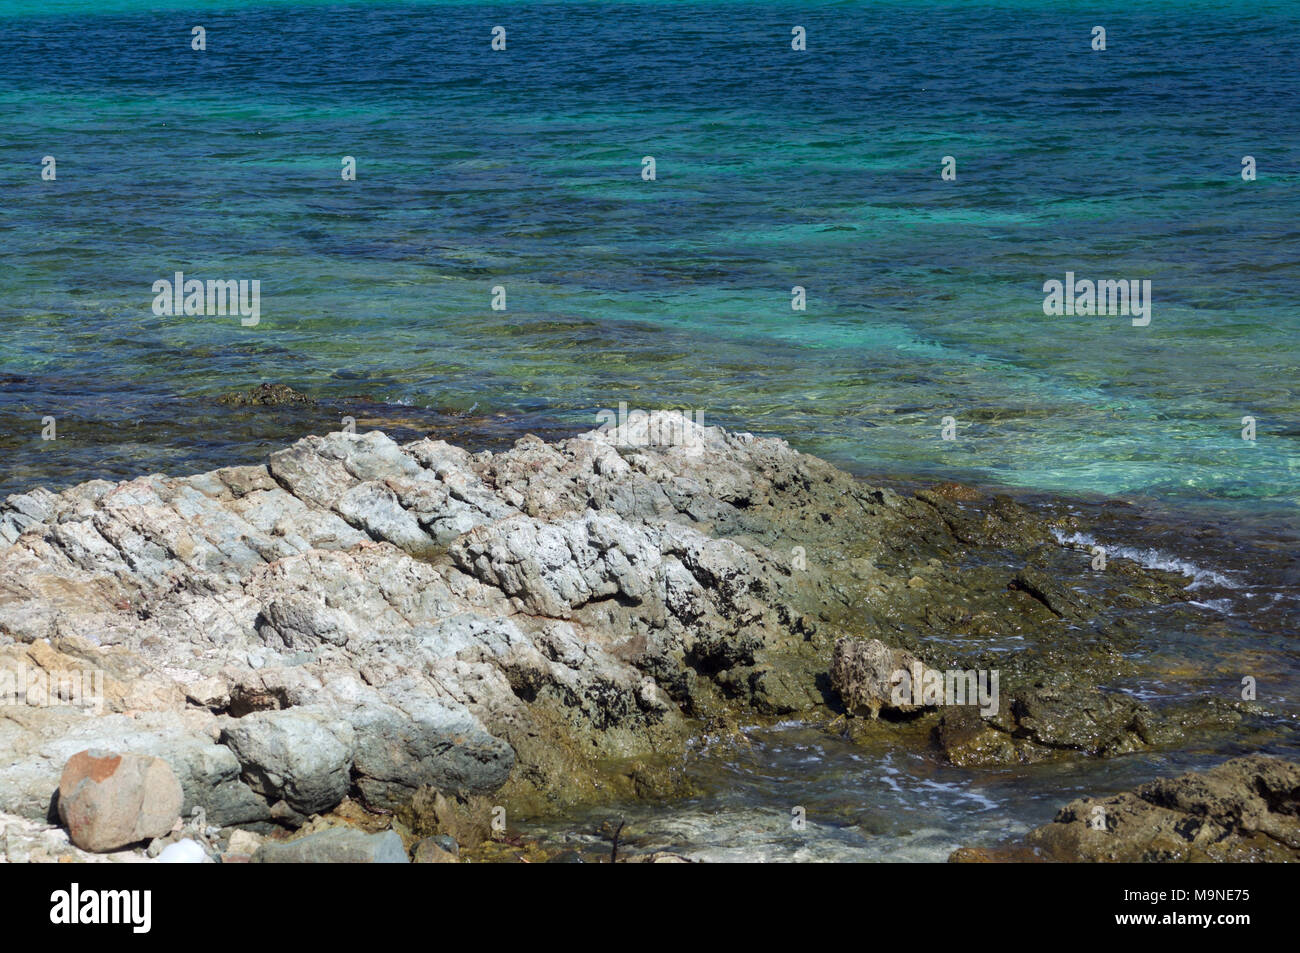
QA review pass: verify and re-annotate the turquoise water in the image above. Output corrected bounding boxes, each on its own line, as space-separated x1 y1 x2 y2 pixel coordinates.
2 0 1297 860
1 0 1297 512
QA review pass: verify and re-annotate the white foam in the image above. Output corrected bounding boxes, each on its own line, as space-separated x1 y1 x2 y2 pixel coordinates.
1053 530 1237 590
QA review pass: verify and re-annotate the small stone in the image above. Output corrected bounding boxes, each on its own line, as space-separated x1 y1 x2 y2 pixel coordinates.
227 829 263 855
57 750 183 853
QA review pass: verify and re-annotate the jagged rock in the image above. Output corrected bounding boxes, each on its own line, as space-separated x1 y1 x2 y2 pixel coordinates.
217 383 316 407
1018 755 1300 862
0 413 1223 833
934 684 1154 766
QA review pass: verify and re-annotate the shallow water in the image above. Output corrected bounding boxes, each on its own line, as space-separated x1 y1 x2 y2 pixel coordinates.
522 723 1297 862
1 0 1297 858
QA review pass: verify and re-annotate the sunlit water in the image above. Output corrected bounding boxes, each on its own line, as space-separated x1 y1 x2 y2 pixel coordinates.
1 0 1296 858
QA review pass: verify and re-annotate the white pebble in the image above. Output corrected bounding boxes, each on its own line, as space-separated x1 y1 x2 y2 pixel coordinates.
155 838 210 863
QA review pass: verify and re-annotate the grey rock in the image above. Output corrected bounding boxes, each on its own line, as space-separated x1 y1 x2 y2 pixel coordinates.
252 827 408 864
221 708 355 816
347 696 515 809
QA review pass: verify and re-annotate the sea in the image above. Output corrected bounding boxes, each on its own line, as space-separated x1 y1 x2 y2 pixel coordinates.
1 0 1296 860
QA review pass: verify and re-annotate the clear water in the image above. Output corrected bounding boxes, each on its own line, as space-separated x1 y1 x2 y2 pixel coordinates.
2 0 1297 858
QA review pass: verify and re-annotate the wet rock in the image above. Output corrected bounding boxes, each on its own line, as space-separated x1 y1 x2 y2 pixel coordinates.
933 683 1154 766
1022 754 1300 862
934 707 1024 766
413 837 459 863
252 827 408 863
622 850 692 863
947 845 1046 863
57 750 183 853
397 788 493 847
830 638 922 719
546 850 586 863
217 383 316 407
1009 685 1153 756
1008 567 1088 620
928 482 983 503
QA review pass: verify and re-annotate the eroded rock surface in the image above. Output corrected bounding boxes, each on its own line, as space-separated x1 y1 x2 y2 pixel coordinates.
0 413 1254 834
1005 755 1300 862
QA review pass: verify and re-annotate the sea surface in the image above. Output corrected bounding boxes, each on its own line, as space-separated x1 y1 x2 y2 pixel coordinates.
1 0 1296 859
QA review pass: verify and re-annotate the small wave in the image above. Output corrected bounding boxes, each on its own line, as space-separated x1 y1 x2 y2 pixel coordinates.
1052 530 1237 590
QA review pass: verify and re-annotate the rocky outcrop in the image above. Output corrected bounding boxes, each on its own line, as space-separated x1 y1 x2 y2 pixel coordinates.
965 755 1300 862
0 413 1242 841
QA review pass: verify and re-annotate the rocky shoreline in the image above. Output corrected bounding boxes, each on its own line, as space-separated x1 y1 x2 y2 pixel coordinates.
0 412 1291 862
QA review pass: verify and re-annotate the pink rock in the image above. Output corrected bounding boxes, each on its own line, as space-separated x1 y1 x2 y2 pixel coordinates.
57 749 183 852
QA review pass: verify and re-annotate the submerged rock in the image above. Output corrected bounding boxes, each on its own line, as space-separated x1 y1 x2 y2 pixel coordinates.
216 383 317 408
